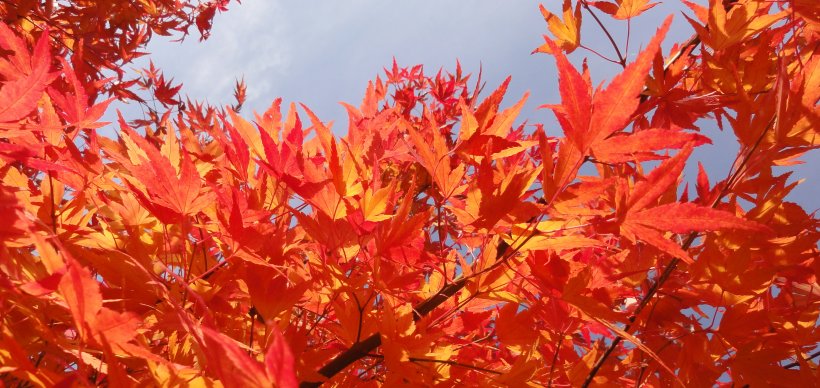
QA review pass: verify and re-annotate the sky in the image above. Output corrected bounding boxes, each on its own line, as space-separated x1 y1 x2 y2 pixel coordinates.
122 1 817 210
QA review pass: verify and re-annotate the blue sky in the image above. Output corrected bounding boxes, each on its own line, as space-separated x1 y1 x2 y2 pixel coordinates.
125 1 817 210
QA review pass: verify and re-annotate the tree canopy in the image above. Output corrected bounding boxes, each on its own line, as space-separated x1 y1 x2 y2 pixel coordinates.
0 0 817 386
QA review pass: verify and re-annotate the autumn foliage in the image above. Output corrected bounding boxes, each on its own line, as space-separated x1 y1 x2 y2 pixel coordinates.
1 0 818 386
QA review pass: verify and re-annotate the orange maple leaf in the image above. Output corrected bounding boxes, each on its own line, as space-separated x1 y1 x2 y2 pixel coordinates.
683 0 787 50
590 0 659 20
534 0 582 54
201 326 297 387
545 17 672 153
0 25 57 123
619 145 769 263
114 119 214 223
58 261 141 351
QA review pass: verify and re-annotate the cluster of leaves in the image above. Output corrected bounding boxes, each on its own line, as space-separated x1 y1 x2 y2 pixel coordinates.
0 0 817 386
0 0 231 103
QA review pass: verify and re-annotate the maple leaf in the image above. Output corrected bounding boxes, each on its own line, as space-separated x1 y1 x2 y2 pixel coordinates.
195 2 220 40
58 261 140 351
405 119 463 199
200 327 276 386
377 178 431 265
452 156 540 232
227 108 265 159
545 17 671 159
359 185 394 222
1 3 817 387
211 114 251 179
300 103 364 198
542 39 591 150
590 0 659 20
616 144 694 261
233 76 246 112
593 127 711 163
534 0 582 53
683 0 788 50
585 17 672 150
112 118 215 223
456 94 534 160
626 202 768 235
0 25 57 123
626 143 693 214
152 73 183 106
265 328 299 388
0 23 32 79
242 263 309 322
48 58 113 133
617 143 769 263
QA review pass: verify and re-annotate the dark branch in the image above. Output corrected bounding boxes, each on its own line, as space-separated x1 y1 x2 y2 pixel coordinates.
581 112 778 387
299 241 511 386
299 334 382 388
783 349 820 369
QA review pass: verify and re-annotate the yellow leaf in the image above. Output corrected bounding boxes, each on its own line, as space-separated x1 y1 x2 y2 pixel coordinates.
707 0 787 49
509 234 603 253
228 109 264 159
361 185 392 222
535 0 582 53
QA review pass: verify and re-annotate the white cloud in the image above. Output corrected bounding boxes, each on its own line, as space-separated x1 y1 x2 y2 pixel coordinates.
148 1 291 109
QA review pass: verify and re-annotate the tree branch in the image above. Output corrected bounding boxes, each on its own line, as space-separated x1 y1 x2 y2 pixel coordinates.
365 353 502 375
581 115 778 387
299 240 511 387
409 357 501 375
298 277 472 387
782 349 820 369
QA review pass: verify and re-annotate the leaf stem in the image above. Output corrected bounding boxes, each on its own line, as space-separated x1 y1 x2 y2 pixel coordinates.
547 330 565 387
248 309 256 356
626 18 631 58
47 173 57 233
580 44 621 65
580 0 626 67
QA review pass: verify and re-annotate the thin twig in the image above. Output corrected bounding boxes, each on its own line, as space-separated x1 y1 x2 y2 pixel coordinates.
410 357 501 375
301 122 594 386
298 241 508 387
547 331 565 387
580 0 626 67
581 112 778 388
47 173 57 234
299 12 695 381
366 353 502 375
580 44 621 65
247 309 256 356
782 349 820 369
